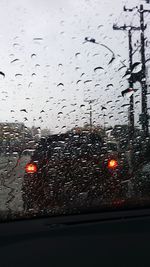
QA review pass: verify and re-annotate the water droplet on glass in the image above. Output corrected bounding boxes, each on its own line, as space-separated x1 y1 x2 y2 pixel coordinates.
31 53 36 59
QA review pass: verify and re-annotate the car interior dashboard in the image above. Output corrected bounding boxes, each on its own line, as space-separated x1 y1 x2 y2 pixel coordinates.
0 208 150 267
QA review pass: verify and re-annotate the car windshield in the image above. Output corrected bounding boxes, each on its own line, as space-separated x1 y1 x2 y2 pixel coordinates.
0 0 150 221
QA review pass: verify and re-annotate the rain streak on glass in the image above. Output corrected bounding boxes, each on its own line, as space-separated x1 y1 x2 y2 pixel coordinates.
0 0 150 221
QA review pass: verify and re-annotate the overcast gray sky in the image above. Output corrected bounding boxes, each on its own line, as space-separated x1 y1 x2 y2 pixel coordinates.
0 0 150 133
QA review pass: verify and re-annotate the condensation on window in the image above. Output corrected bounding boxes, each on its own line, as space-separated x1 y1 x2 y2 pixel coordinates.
0 0 150 221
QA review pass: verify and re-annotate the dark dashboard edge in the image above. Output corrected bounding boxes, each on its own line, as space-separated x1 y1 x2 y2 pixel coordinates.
1 207 150 235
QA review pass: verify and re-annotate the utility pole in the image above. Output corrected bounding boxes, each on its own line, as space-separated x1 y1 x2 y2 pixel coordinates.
123 4 150 136
103 113 106 131
139 4 149 136
89 100 92 128
113 24 140 137
84 99 95 128
128 29 134 137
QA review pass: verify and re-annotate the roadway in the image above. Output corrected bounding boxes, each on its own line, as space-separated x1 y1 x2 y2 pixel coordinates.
0 154 30 213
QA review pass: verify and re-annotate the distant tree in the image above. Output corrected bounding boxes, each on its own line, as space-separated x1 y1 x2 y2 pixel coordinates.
112 124 129 139
112 124 132 151
41 128 51 137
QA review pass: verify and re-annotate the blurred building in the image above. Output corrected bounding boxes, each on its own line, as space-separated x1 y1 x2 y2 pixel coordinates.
0 122 32 153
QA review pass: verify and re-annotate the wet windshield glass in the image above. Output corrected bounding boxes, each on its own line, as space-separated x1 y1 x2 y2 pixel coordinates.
0 0 150 221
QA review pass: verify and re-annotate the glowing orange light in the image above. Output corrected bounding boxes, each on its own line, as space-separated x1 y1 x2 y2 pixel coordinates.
108 159 118 169
25 163 37 173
